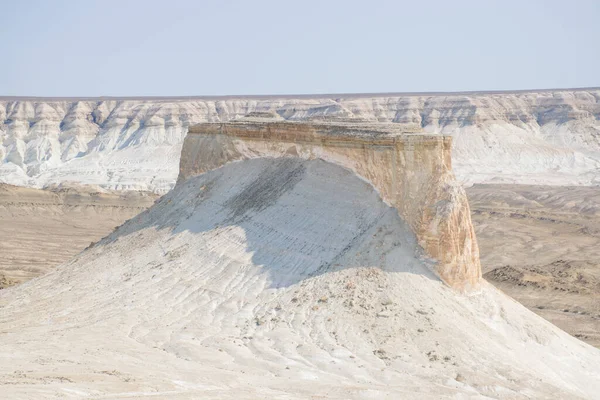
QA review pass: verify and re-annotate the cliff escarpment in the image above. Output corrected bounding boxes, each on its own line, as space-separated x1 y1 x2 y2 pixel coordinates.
179 121 481 290
1 88 599 192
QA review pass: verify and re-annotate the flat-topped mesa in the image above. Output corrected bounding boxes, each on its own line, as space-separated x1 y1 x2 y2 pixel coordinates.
179 120 482 291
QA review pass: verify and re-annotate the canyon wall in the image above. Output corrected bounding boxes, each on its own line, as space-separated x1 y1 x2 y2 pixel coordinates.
1 89 599 192
179 121 481 290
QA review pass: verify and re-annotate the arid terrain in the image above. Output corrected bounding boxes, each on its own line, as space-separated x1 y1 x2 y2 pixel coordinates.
1 157 598 399
2 180 597 351
0 183 157 287
0 92 599 398
467 184 600 347
2 89 600 193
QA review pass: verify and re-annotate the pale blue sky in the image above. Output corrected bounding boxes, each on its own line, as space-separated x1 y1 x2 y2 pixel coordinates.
2 0 599 96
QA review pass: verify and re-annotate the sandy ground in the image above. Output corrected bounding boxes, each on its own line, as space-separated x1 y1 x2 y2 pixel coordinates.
467 184 600 347
0 159 599 399
0 183 158 286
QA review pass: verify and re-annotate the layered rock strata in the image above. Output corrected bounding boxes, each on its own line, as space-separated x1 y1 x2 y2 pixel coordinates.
1 88 599 192
180 121 481 290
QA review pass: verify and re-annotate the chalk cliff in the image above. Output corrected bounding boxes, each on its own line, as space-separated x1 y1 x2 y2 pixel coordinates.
1 88 599 192
179 120 481 290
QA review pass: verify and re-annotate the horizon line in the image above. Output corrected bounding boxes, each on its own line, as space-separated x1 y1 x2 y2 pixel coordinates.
1 86 599 102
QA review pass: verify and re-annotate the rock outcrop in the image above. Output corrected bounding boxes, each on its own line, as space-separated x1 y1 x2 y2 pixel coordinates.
1 151 598 399
1 88 599 192
179 120 481 290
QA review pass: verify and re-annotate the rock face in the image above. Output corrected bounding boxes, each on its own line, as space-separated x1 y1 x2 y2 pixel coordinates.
1 88 599 192
180 121 481 290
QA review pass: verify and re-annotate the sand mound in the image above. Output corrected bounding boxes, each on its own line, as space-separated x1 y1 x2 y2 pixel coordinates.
1 158 599 399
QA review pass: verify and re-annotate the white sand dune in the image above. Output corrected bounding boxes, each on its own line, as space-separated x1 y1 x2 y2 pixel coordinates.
1 158 599 399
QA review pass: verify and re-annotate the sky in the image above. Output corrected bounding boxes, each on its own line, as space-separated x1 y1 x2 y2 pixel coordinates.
1 0 599 96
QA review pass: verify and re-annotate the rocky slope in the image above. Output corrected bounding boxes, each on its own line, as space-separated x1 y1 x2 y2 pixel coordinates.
2 90 600 351
1 158 599 399
2 88 599 193
181 120 480 290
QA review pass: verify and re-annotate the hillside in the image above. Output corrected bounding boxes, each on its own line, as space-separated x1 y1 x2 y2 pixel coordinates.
2 93 600 350
1 158 599 399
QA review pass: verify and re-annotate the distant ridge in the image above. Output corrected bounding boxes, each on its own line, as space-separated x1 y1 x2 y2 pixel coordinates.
2 88 599 192
1 86 599 102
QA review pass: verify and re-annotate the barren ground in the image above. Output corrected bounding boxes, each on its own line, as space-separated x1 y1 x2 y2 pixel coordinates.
1 182 598 349
467 184 600 347
0 183 158 286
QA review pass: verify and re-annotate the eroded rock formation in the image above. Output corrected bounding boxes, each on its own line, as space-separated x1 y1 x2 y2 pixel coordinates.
179 120 481 290
1 88 599 192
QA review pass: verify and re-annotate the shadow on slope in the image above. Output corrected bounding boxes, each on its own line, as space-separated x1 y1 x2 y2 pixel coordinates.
105 157 440 288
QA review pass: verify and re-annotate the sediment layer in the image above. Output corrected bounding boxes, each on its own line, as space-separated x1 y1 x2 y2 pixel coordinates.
180 121 481 290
